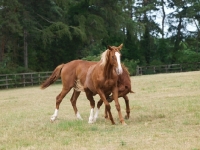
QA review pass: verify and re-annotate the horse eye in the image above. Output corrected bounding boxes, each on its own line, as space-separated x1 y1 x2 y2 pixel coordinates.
112 56 115 59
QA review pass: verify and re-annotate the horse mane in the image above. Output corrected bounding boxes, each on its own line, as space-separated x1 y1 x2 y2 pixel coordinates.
100 49 109 66
99 49 130 76
100 45 121 67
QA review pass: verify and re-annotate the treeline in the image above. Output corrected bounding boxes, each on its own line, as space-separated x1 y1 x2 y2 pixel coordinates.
0 0 199 75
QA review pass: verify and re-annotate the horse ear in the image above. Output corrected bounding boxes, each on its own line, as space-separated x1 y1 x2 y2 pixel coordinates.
108 46 112 50
118 43 123 50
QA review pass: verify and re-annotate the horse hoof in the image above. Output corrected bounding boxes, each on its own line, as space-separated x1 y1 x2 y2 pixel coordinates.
77 117 83 120
88 120 94 124
50 116 57 122
111 122 116 125
124 115 129 120
76 112 83 120
50 118 54 123
122 122 127 125
76 116 83 120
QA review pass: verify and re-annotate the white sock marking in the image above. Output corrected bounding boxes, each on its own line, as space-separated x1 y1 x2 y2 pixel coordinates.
88 108 94 124
50 109 58 122
76 111 83 120
94 109 100 122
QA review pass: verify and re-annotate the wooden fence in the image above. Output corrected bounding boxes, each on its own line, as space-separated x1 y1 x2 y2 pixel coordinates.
1 62 200 89
136 62 200 75
0 72 61 89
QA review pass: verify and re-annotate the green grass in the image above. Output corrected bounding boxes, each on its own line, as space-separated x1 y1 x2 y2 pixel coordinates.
0 71 200 150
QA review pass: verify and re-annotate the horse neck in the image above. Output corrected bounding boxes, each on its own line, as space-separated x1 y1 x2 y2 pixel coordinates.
103 60 115 79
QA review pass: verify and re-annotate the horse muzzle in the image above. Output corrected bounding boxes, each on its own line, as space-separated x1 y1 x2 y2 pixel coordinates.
116 67 123 75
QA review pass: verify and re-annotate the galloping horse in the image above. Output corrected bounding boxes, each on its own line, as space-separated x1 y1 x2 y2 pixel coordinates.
41 44 133 123
76 45 126 125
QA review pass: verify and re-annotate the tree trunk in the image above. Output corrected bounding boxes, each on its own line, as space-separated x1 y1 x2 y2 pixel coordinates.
0 36 6 62
193 18 200 53
161 0 165 39
24 29 28 69
174 16 182 51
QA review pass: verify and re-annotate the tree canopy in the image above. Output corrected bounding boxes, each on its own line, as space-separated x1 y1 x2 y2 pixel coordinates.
0 0 199 73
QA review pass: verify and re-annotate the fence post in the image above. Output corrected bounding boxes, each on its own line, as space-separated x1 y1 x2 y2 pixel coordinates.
38 73 40 84
31 73 33 85
136 66 139 75
6 75 8 89
23 74 25 87
180 64 182 72
153 66 156 73
15 74 17 87
165 65 168 73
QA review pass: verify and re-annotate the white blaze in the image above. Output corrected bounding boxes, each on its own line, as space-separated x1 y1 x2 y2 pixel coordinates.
115 52 123 75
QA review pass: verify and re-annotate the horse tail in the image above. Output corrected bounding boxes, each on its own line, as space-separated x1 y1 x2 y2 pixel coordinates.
40 63 65 89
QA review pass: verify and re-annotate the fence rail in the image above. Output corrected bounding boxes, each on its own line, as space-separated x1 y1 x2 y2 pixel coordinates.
1 62 200 89
136 62 200 75
0 72 61 89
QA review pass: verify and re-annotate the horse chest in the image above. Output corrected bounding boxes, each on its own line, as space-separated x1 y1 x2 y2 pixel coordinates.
105 79 115 86
99 79 115 91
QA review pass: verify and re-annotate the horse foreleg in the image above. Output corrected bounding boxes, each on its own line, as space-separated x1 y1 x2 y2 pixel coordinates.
51 88 71 122
112 87 126 125
84 88 95 124
97 90 115 125
95 99 111 121
93 99 103 122
70 89 82 120
123 95 130 119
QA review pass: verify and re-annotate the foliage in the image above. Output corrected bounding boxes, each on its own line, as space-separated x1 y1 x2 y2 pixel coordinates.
122 59 139 76
177 41 200 64
0 0 199 74
82 55 100 61
0 58 32 74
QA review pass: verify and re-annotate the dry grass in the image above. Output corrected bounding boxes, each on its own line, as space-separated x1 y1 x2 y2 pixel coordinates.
0 71 200 150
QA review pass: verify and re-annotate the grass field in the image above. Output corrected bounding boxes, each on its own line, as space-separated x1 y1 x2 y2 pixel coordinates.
0 71 200 150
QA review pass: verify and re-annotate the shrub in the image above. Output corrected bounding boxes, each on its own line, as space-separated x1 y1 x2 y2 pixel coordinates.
122 59 139 76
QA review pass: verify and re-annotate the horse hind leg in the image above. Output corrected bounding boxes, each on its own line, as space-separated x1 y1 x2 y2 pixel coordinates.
70 89 82 120
123 95 130 119
50 88 71 122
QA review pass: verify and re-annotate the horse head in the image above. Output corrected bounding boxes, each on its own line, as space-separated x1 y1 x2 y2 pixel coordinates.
107 44 123 75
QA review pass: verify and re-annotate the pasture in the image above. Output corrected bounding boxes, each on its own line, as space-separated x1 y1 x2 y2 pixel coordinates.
0 71 200 150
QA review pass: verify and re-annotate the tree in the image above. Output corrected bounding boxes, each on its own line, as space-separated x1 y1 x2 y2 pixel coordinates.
134 0 161 64
0 0 22 64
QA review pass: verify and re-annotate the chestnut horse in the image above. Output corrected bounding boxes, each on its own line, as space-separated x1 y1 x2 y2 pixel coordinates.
41 44 133 123
76 45 126 125
95 64 133 121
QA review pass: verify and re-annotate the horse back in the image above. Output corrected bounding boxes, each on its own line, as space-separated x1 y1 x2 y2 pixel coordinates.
61 60 97 86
